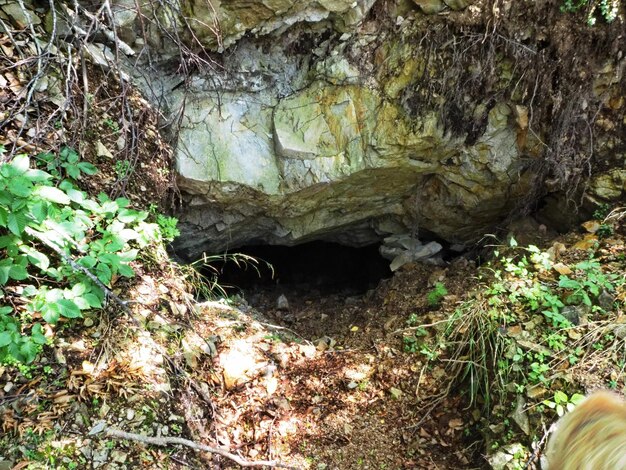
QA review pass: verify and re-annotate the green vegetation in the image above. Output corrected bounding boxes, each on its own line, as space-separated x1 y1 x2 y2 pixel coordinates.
561 0 620 25
543 391 586 417
441 237 623 417
0 146 170 364
427 282 448 307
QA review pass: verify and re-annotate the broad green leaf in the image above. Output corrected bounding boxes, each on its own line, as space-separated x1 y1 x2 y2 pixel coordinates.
22 247 50 271
96 263 112 285
78 162 98 175
117 263 135 278
73 296 90 310
0 265 10 284
45 288 64 302
118 228 138 242
0 190 11 205
84 293 103 308
115 198 130 208
65 166 80 179
0 331 12 347
31 323 47 345
57 299 81 318
9 264 28 281
41 305 60 324
20 340 39 362
558 277 580 289
24 168 51 182
65 188 86 203
0 235 18 249
0 207 7 227
117 209 146 223
556 404 564 417
35 186 71 205
78 199 100 212
78 256 97 268
71 283 87 296
0 306 12 315
8 176 32 197
7 211 27 236
11 154 30 174
118 249 138 262
30 200 48 222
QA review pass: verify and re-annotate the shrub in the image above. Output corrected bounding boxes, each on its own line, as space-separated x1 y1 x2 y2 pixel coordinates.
0 147 164 363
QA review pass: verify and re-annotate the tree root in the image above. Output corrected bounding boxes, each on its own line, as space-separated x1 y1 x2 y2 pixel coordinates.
90 424 298 469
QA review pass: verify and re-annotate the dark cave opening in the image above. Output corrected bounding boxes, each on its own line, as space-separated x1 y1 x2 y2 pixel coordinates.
208 241 393 295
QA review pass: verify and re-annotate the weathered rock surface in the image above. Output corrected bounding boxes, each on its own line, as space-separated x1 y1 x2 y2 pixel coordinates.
118 0 625 258
160 19 529 258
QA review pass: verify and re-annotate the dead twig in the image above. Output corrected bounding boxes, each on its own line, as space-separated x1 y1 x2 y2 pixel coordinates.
90 424 298 469
524 422 556 470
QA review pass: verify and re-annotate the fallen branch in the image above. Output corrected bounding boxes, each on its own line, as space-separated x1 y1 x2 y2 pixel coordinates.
90 424 298 469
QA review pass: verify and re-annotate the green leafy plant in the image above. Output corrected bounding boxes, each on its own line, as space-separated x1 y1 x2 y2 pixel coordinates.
156 214 180 242
593 203 611 220
103 118 120 133
148 204 179 242
561 0 620 24
543 391 586 417
36 147 97 181
558 259 617 306
596 224 614 239
0 149 166 363
427 282 448 307
115 160 132 179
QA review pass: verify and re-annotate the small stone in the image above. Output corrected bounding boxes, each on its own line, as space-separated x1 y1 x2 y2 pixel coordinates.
1 3 41 28
92 448 109 463
88 421 107 436
526 385 548 400
443 0 474 10
111 450 128 463
276 294 289 311
560 305 589 326
55 348 67 364
347 381 358 389
3 382 13 393
99 403 111 418
598 290 614 310
126 409 135 421
80 444 93 460
510 396 530 435
83 317 94 327
95 141 114 159
412 0 445 14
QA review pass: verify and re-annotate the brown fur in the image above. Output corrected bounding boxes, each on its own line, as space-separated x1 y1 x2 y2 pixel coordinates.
547 391 626 470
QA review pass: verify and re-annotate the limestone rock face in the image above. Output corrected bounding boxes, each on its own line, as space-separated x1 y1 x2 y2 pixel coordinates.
140 1 625 259
165 28 527 259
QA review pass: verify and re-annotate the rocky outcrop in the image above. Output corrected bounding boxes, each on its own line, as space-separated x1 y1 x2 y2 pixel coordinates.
164 17 532 258
107 0 625 258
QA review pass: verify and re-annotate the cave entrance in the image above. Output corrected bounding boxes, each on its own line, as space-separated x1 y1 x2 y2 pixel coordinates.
212 241 393 295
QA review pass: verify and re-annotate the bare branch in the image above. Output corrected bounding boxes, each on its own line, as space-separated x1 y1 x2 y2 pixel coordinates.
90 424 299 469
